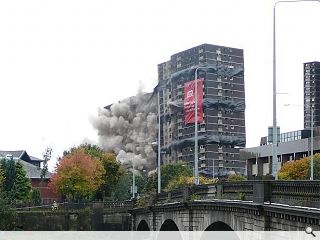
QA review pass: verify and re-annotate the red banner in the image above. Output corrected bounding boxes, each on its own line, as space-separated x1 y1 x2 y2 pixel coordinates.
184 78 204 125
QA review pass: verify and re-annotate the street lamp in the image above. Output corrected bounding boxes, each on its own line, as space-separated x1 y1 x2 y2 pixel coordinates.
151 139 161 193
272 0 320 180
157 92 161 193
212 158 215 180
311 104 314 180
132 158 136 199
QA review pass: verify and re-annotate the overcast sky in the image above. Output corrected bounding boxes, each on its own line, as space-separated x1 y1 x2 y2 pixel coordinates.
0 0 319 169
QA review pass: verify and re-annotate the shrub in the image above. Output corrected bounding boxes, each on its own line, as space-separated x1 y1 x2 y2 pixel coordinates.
227 174 246 182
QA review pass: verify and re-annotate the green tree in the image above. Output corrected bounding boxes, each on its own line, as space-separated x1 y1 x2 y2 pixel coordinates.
111 172 148 200
14 161 32 202
160 162 193 190
143 162 193 193
63 143 104 158
135 174 148 195
306 154 320 180
98 153 123 199
0 190 15 230
144 172 157 193
2 158 16 193
31 188 41 205
111 173 131 201
0 165 5 190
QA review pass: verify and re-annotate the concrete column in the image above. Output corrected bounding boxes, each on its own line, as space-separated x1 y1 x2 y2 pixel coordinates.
268 156 271 174
152 211 157 231
216 182 223 198
257 157 264 179
183 186 190 202
132 214 136 231
253 181 271 203
188 208 194 231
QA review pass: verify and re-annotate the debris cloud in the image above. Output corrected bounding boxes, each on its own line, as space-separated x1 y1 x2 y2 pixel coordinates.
91 92 157 171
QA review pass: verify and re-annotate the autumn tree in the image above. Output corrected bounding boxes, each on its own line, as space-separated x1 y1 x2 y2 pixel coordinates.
278 154 320 180
50 149 105 201
227 174 246 182
62 144 124 199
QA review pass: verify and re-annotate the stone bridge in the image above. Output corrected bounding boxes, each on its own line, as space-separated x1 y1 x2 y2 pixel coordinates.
130 181 320 231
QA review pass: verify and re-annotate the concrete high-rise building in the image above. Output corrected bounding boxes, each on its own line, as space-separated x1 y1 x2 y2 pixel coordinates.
304 61 320 129
157 44 246 177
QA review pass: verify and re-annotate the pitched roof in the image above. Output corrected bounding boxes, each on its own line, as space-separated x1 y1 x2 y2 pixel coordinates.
17 159 52 179
0 150 51 179
0 150 25 159
0 150 44 162
29 155 44 162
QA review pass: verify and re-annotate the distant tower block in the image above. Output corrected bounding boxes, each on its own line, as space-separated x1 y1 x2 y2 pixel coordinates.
304 61 320 129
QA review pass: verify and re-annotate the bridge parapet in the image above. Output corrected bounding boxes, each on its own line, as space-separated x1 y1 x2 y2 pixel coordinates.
145 180 320 209
270 180 320 208
131 180 320 231
103 200 135 211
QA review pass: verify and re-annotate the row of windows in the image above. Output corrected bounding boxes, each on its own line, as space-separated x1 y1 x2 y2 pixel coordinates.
279 130 302 143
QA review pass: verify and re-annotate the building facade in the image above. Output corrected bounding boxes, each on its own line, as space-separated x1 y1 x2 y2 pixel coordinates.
242 129 316 179
304 61 320 129
0 150 60 203
243 61 320 179
157 44 246 177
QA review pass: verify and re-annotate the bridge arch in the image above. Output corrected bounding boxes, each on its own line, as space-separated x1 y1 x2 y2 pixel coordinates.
205 221 234 231
159 219 179 231
201 222 238 240
137 220 150 231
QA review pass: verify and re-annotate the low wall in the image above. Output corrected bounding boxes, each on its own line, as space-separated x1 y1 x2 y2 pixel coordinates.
15 207 131 230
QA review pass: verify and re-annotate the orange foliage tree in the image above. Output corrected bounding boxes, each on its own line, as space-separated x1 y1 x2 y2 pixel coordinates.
278 153 320 180
50 149 105 201
63 144 123 199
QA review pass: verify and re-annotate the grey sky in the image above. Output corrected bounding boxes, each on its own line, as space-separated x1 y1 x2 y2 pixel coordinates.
0 0 319 169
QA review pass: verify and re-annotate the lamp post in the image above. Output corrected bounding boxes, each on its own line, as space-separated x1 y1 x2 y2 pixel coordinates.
155 92 162 194
272 0 320 180
311 105 314 180
157 92 161 192
212 159 215 180
132 158 135 199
